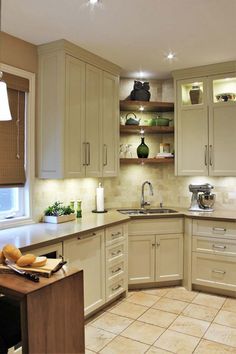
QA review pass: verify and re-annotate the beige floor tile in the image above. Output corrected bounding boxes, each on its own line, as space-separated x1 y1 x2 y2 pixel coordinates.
139 308 177 328
146 347 172 354
165 287 198 302
204 323 236 347
152 297 189 314
109 300 148 319
99 335 149 354
182 303 219 322
192 293 226 309
126 291 160 307
223 298 236 313
121 320 165 345
214 309 236 329
85 325 115 352
154 329 200 353
142 288 170 297
194 339 236 353
169 315 210 337
91 312 133 334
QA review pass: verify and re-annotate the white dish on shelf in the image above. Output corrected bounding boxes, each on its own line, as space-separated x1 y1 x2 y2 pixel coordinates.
215 92 236 102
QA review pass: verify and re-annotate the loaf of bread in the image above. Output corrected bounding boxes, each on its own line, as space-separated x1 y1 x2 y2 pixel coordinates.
16 254 36 267
0 250 5 264
3 244 22 262
31 256 47 268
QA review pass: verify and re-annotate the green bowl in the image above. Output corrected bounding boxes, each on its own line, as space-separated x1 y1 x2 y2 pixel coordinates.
156 118 169 126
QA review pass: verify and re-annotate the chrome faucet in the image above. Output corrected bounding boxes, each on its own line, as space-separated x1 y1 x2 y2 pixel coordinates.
141 181 154 209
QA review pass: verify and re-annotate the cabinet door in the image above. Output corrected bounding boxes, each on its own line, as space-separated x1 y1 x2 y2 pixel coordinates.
102 72 119 177
176 79 208 176
128 235 155 284
65 55 86 177
209 104 236 176
64 231 105 316
155 234 183 281
85 64 103 177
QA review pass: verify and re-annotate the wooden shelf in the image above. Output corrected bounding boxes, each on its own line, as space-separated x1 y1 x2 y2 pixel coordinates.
120 100 174 112
120 157 174 164
120 125 174 134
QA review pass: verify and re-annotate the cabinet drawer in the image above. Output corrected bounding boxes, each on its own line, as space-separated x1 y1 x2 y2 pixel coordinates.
193 219 236 239
192 236 236 257
106 224 124 245
106 260 125 283
106 277 126 302
192 252 236 291
129 218 183 235
106 242 126 262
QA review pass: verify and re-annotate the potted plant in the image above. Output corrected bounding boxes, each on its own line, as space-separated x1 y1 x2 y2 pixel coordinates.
44 201 76 224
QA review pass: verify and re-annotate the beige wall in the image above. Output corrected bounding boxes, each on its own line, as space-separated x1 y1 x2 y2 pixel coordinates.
2 33 236 221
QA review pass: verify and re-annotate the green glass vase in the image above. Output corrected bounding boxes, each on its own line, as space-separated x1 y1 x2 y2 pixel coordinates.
137 137 149 158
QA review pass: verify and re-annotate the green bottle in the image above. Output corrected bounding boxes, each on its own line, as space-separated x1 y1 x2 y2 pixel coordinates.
76 200 82 218
137 137 149 158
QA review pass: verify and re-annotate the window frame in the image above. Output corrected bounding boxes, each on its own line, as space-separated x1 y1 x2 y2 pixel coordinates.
0 63 35 229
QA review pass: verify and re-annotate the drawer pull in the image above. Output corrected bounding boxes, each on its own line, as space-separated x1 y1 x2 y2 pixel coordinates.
212 227 226 233
112 284 122 291
212 244 226 250
212 269 226 275
112 267 121 274
111 232 121 238
77 232 96 240
111 250 122 256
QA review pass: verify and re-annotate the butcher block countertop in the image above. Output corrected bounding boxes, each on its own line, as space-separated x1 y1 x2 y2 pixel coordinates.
0 208 236 251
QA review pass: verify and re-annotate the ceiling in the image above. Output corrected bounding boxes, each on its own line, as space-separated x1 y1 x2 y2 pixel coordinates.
2 0 236 79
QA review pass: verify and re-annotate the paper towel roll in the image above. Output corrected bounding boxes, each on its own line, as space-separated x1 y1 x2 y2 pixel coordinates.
96 183 104 212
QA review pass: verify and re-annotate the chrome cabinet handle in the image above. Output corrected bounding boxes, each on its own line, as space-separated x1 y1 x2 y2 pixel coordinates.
112 267 121 274
209 144 213 166
204 145 208 166
152 243 156 247
212 244 226 250
112 284 122 291
103 144 108 166
111 232 121 238
83 142 87 166
111 250 122 256
213 227 226 233
77 232 96 240
87 142 90 166
212 269 226 274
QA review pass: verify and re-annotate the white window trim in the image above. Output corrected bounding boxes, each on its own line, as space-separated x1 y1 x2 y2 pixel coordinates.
0 63 35 229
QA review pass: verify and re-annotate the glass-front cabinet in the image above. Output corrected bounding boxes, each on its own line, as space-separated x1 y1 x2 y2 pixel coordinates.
174 65 236 177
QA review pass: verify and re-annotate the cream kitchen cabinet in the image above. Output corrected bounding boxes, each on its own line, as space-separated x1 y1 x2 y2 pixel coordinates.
173 62 236 176
38 39 120 178
128 218 183 285
63 230 105 316
192 219 236 292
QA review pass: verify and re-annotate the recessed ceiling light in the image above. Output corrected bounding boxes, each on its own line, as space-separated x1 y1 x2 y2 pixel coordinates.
166 52 176 60
88 0 100 4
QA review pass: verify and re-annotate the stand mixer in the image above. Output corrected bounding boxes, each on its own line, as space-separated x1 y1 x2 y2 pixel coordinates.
189 183 215 211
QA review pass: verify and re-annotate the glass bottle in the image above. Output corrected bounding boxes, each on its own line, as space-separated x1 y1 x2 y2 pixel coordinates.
137 136 149 158
76 200 82 218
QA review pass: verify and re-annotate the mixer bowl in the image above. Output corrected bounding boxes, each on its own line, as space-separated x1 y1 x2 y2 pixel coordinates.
199 194 216 209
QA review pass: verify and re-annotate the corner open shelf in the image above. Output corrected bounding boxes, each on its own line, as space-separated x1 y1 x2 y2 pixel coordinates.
120 100 174 112
120 158 174 164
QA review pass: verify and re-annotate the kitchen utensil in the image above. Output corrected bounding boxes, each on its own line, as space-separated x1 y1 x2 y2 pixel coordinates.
5 260 40 282
189 183 215 211
125 112 141 125
216 92 236 102
156 117 169 126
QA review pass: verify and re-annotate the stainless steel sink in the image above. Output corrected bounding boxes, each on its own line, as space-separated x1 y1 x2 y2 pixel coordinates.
117 208 178 215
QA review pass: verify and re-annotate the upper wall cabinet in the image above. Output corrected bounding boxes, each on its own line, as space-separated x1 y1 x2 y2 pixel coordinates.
37 40 120 179
173 62 236 176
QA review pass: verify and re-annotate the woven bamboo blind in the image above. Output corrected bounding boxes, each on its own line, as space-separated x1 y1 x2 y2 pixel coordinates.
0 72 29 186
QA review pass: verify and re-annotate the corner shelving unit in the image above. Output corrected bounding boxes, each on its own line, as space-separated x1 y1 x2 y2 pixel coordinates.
120 99 174 165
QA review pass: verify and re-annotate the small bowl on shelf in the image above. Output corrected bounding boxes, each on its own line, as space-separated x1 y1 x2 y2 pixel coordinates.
156 117 169 126
215 92 236 102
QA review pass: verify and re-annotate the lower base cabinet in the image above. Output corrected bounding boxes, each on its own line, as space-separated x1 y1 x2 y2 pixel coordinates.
128 218 184 285
64 230 105 316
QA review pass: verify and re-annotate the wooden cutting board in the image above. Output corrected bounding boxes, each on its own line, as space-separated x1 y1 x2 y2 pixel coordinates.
0 258 63 278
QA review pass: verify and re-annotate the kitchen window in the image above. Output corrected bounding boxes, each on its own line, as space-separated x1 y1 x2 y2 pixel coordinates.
0 64 35 228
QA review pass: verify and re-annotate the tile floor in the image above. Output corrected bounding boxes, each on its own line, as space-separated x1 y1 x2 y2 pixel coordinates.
85 287 236 353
